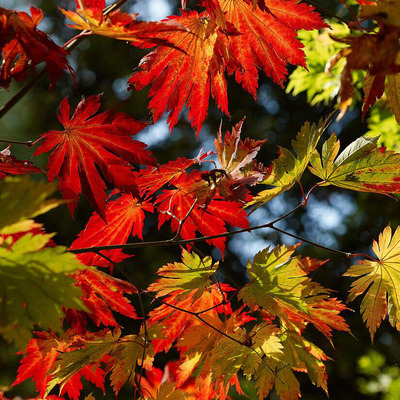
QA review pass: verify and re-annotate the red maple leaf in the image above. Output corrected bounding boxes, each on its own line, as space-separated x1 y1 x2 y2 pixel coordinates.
157 171 250 255
0 146 41 178
218 0 327 96
33 95 156 218
12 330 105 400
67 268 139 333
0 7 71 89
128 10 240 134
70 191 153 268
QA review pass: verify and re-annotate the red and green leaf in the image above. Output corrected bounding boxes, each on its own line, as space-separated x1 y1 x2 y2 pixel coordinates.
309 133 400 194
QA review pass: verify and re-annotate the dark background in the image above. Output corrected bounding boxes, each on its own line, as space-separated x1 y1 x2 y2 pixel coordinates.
1 0 400 399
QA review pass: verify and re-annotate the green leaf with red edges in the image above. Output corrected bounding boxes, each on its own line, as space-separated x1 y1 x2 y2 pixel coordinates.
12 330 106 400
238 244 310 319
46 328 155 397
309 133 400 194
216 0 327 97
248 117 329 207
238 245 350 340
128 10 239 134
344 225 400 341
0 6 71 89
156 171 250 256
69 191 153 268
148 249 218 302
69 268 138 333
33 95 155 218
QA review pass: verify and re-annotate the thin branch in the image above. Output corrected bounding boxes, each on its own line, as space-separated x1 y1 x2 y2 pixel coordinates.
0 138 34 147
69 201 305 255
304 0 353 26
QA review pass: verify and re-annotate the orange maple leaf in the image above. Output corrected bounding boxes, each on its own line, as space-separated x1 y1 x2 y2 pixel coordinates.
128 10 240 134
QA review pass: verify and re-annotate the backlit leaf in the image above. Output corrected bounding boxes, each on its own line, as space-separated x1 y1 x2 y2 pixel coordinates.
0 6 71 89
148 249 219 301
344 225 400 340
309 133 400 194
248 117 329 207
34 95 155 218
0 233 85 349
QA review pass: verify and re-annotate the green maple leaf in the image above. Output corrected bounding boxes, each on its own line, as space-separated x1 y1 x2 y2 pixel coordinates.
238 244 310 319
0 233 85 349
309 133 400 193
0 176 63 234
344 225 400 340
254 330 328 400
147 249 218 302
248 117 329 207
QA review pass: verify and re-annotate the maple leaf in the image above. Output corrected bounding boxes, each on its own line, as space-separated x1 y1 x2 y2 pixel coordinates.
344 225 400 340
13 330 106 400
128 10 239 134
148 249 219 301
0 6 71 89
47 328 155 397
0 230 85 349
0 176 63 235
69 268 139 333
157 171 250 255
70 191 153 268
309 133 400 194
135 154 211 195
217 0 327 96
148 285 233 353
62 2 184 49
33 95 155 218
248 117 330 207
254 330 329 400
238 244 310 320
0 146 41 178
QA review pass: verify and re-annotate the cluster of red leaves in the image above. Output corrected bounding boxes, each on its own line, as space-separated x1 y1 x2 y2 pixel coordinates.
128 0 326 133
0 6 71 89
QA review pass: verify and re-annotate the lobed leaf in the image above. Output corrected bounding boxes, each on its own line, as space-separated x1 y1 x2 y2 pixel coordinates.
0 6 71 89
0 233 85 349
344 225 400 340
34 95 155 218
309 133 400 194
248 117 330 207
148 249 219 301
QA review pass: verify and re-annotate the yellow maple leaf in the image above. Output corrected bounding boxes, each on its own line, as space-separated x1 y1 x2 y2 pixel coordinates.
344 225 400 340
